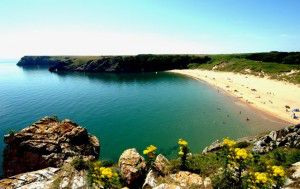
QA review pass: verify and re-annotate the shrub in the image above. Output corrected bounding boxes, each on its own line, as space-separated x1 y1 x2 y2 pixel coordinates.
185 153 225 175
8 130 15 136
178 138 189 170
100 160 115 167
71 157 89 170
236 141 251 148
213 138 286 189
143 145 157 169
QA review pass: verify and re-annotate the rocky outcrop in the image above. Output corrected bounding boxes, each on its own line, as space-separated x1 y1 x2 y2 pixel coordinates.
284 161 300 189
253 124 300 153
152 154 171 175
153 171 212 189
0 165 88 189
202 124 300 154
202 140 222 154
202 137 254 154
3 116 100 177
143 170 158 189
154 183 181 189
118 148 147 186
169 171 211 188
142 155 170 189
0 167 59 189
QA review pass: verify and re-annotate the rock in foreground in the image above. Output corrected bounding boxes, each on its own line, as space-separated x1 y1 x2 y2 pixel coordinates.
3 116 100 177
0 167 59 189
118 148 147 186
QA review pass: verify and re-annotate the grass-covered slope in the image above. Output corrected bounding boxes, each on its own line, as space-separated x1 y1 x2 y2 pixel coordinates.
189 52 300 84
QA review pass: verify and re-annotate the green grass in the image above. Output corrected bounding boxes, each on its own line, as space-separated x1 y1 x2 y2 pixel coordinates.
169 146 300 178
188 55 300 84
169 152 226 177
49 56 100 66
259 147 300 168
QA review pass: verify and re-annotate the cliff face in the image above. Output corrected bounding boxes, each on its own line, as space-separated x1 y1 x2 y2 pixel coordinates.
17 55 211 72
3 116 100 177
17 56 61 67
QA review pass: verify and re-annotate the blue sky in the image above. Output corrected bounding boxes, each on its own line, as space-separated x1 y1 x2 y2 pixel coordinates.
0 0 300 58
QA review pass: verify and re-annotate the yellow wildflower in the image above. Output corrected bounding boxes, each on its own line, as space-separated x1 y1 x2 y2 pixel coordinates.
178 150 184 156
143 145 157 155
222 138 236 148
234 148 248 160
178 139 188 146
254 172 268 184
99 167 114 179
272 166 285 177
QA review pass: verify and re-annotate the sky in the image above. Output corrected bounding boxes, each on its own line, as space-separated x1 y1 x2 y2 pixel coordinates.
0 0 300 59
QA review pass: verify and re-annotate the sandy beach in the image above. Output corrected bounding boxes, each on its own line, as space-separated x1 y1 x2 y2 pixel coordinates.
170 69 300 124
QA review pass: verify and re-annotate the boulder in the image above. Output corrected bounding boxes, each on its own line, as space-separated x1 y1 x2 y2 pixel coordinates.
153 183 181 189
142 170 158 189
118 148 146 186
169 171 212 188
203 177 213 189
253 124 300 153
3 116 100 177
153 154 171 175
202 140 222 154
283 161 300 188
0 167 59 189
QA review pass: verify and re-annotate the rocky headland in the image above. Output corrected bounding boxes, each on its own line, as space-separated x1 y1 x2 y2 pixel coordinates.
3 116 100 177
17 55 211 73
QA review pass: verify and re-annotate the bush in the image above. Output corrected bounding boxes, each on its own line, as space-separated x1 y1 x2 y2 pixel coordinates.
213 138 287 189
71 157 89 170
8 130 15 136
236 141 250 148
186 153 225 175
100 160 115 167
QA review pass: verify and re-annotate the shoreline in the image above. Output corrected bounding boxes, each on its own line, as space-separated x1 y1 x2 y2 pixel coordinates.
169 69 300 125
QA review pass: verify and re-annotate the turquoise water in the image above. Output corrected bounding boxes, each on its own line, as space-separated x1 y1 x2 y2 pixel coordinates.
0 63 287 174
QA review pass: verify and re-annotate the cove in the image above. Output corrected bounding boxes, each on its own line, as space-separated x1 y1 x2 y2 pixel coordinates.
0 63 287 174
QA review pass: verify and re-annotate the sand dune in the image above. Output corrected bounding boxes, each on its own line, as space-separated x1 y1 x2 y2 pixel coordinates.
170 69 300 124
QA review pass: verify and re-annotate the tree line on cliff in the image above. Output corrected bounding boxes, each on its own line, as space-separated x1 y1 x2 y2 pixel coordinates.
244 51 300 65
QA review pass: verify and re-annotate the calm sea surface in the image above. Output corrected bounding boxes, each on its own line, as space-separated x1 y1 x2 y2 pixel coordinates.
0 63 287 175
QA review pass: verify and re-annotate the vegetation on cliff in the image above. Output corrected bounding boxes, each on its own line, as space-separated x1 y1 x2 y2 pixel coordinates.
190 52 300 84
17 55 211 72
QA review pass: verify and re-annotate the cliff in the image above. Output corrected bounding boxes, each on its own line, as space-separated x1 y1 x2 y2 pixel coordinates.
3 116 100 177
17 55 211 72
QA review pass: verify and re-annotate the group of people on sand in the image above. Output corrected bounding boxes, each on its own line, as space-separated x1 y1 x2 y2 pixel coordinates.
291 108 299 119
